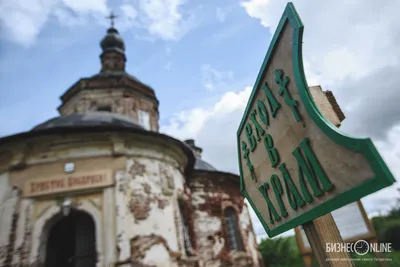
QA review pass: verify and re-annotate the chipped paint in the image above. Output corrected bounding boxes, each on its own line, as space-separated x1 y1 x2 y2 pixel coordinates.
0 172 20 267
189 173 262 267
1 134 261 267
116 156 186 265
142 243 172 266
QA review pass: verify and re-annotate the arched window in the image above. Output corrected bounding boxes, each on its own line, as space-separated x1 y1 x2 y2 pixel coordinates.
224 207 244 251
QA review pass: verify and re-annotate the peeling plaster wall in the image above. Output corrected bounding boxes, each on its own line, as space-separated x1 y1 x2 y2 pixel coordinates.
142 244 172 266
189 174 262 267
12 199 34 266
192 209 222 262
0 172 20 266
115 148 186 266
1 129 191 267
239 204 260 266
0 142 262 267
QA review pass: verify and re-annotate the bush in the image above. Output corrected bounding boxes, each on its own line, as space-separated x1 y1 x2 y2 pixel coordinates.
259 236 304 267
387 251 400 267
371 216 387 242
383 220 400 251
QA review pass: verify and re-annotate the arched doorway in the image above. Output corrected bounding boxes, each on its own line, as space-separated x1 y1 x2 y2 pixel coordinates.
45 210 97 267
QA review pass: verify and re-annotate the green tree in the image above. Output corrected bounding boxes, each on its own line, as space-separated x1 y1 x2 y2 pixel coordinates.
259 236 304 267
387 188 400 219
371 187 400 243
383 220 400 251
372 216 388 242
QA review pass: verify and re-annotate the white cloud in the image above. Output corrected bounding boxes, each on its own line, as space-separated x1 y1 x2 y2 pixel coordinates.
0 0 198 46
137 0 187 40
161 86 251 141
200 64 234 92
0 0 58 46
120 3 138 21
61 0 108 13
161 0 400 241
240 0 400 86
118 0 199 41
0 0 108 46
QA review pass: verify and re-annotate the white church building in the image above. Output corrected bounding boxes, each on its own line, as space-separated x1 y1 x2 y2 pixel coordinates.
0 23 263 267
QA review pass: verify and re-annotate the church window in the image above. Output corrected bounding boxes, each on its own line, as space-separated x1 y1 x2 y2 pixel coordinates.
97 105 112 112
138 110 151 130
179 200 195 256
224 207 244 251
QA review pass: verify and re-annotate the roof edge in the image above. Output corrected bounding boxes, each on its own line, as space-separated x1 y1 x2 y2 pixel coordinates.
190 169 240 184
0 125 195 177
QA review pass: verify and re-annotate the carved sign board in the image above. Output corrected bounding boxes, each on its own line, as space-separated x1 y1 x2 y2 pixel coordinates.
236 3 395 238
295 201 374 253
23 170 113 197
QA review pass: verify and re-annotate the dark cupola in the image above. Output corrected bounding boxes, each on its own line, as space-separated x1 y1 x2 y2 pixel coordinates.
99 12 126 72
100 28 126 54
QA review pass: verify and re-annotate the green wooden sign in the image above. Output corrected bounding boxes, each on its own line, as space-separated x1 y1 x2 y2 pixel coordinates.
236 2 396 238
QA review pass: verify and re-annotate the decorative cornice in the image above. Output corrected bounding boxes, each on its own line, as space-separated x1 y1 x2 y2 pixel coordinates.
58 74 157 111
0 126 195 177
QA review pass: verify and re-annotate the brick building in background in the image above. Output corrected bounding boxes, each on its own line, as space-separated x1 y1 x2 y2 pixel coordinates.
0 24 263 267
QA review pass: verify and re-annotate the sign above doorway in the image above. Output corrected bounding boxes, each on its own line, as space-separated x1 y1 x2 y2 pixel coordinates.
23 170 113 197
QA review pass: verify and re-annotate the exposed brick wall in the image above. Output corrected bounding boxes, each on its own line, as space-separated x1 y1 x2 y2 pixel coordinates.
115 156 188 266
189 171 261 267
0 172 21 267
4 200 19 267
13 200 34 267
178 189 197 253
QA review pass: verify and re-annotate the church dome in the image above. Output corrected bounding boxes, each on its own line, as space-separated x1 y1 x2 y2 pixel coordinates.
194 157 217 171
100 27 125 54
183 139 217 171
32 112 143 131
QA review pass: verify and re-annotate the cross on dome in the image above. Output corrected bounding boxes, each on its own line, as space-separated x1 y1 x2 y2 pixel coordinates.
106 11 119 28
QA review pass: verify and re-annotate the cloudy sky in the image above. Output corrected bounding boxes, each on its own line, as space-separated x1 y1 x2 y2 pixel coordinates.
1 0 399 242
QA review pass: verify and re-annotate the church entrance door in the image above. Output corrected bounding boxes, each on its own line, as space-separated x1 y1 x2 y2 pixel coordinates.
45 210 97 267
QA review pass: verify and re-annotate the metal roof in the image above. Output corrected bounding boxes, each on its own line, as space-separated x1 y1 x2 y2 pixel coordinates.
32 112 143 131
194 157 217 171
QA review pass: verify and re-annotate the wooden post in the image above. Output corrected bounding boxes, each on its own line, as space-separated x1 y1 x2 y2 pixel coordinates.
357 201 387 267
294 226 312 266
371 238 387 267
301 87 354 266
303 213 355 267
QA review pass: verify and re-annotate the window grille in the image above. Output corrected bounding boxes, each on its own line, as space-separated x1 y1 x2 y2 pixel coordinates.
179 203 195 255
224 207 244 251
